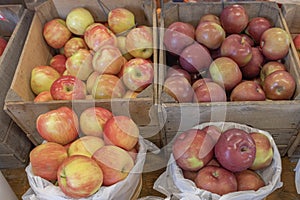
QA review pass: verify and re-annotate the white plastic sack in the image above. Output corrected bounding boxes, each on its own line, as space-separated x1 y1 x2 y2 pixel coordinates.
22 137 157 200
294 158 300 194
154 122 283 200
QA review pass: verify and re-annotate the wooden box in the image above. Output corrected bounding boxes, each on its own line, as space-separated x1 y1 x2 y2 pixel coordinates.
4 0 161 147
0 5 34 168
158 1 300 156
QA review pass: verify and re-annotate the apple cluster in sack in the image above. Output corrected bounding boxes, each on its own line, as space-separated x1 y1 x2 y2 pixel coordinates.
23 106 152 199
154 122 282 200
31 6 154 102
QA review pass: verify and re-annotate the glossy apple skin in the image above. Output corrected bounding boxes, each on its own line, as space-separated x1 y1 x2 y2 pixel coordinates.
79 107 113 137
249 132 273 170
245 17 272 44
57 155 103 198
64 37 88 58
92 74 126 99
92 145 134 186
30 142 68 181
34 91 53 102
263 70 296 100
230 81 266 101
193 82 227 103
30 65 61 95
36 107 79 145
68 136 105 158
43 18 72 49
220 34 253 67
172 129 214 171
50 75 87 100
235 169 265 191
122 58 154 92
108 8 135 34
241 47 264 79
260 27 290 60
214 128 256 172
104 115 139 150
66 7 94 35
195 165 238 195
201 125 222 145
166 65 191 84
163 75 194 103
0 37 7 56
50 54 67 75
260 61 286 83
220 4 249 34
163 21 195 56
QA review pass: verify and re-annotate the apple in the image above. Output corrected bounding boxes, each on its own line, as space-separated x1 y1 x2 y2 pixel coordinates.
65 49 94 81
64 37 88 58
166 65 191 84
263 70 296 100
240 47 264 79
230 81 266 101
126 26 153 59
68 136 105 158
240 33 255 47
180 42 212 73
201 125 222 144
122 58 154 92
235 169 265 191
260 61 286 83
116 36 133 60
92 74 126 99
194 165 238 195
206 158 221 167
30 142 68 181
0 37 7 56
195 21 225 50
43 18 72 49
172 129 214 171
260 27 290 60
92 45 124 75
50 54 67 75
57 155 103 198
36 106 79 145
108 8 135 34
198 14 221 25
182 169 199 181
34 91 53 102
220 34 253 67
86 71 100 94
209 57 242 91
249 132 273 170
192 78 212 90
103 115 139 150
66 7 94 35
245 17 272 44
163 75 194 103
30 65 60 95
50 75 86 100
193 81 227 103
84 23 117 51
92 145 134 186
220 4 249 34
79 107 113 137
293 34 300 51
163 21 195 56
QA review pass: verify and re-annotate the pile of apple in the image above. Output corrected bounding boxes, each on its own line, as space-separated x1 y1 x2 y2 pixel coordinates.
163 4 296 103
0 36 7 57
172 125 274 196
29 106 140 198
30 7 154 102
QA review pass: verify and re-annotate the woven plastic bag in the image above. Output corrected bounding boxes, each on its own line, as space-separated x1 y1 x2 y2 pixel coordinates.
154 122 283 200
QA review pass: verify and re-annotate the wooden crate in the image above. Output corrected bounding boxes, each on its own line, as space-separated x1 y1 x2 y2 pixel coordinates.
4 0 162 147
0 5 34 168
158 1 300 156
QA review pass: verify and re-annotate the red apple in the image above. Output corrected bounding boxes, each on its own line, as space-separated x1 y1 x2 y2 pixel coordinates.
195 21 225 50
57 155 103 198
215 128 256 172
182 169 199 181
66 7 94 35
220 4 249 34
240 47 264 79
64 37 88 58
235 169 265 191
79 107 113 137
195 165 238 195
209 57 242 91
199 14 221 26
220 34 253 67
0 37 8 56
263 70 296 100
50 75 86 100
260 61 286 83
193 81 227 103
293 34 300 51
92 145 134 186
249 132 273 170
201 125 222 144
163 21 195 56
36 106 79 145
245 17 272 44
50 54 67 75
192 78 212 90
206 158 221 167
230 81 266 101
108 8 135 34
260 27 290 60
68 136 105 158
103 115 139 150
240 33 255 47
166 65 191 84
30 142 68 181
172 129 214 171
43 18 72 49
34 91 53 102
